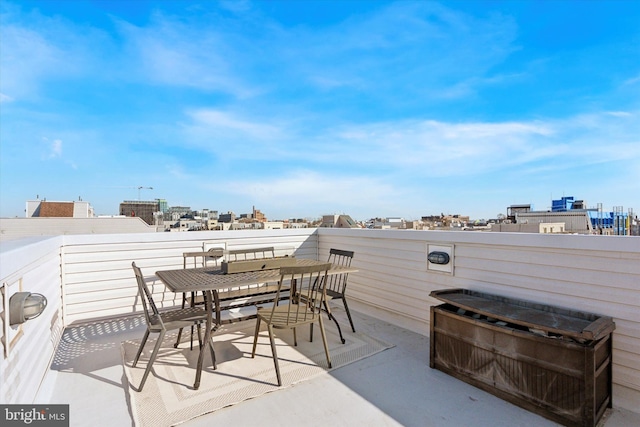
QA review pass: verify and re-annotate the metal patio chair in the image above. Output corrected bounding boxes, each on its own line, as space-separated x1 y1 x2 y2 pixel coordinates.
176 247 224 349
316 249 356 344
131 262 216 391
251 263 333 386
227 246 275 261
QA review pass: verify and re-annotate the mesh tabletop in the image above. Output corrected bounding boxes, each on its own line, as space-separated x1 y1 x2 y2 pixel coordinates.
157 259 356 293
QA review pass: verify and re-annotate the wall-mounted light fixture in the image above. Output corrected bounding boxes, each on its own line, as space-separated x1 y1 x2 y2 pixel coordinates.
428 251 450 265
9 292 47 326
427 244 454 274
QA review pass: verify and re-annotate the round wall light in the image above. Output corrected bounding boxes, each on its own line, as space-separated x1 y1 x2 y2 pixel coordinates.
9 292 47 326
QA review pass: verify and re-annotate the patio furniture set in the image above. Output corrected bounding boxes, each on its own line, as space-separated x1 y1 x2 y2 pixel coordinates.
131 247 357 390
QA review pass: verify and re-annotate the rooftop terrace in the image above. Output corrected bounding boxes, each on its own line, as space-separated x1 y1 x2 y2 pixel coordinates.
1 228 639 426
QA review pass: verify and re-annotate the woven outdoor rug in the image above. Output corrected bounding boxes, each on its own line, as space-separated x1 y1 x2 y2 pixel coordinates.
121 322 393 427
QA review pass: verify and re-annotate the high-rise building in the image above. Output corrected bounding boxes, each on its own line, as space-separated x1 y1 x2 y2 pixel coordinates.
156 199 169 214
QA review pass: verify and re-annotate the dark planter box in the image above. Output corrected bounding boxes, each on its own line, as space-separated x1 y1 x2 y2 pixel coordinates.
430 289 615 427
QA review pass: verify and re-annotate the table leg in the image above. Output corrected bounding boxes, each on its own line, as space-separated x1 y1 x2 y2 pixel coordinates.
194 289 213 390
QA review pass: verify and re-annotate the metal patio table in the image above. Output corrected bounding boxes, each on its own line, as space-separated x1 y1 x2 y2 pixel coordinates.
156 258 358 389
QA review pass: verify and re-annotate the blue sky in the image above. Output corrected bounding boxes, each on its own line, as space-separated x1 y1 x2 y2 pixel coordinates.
1 1 639 221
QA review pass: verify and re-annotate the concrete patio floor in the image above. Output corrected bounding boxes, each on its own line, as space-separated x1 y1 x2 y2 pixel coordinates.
38 306 639 427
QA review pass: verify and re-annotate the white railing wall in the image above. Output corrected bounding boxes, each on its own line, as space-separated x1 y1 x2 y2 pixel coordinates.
60 229 318 324
1 237 65 405
1 228 639 413
317 228 640 412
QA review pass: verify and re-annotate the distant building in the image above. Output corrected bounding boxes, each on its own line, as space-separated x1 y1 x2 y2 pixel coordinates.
490 222 566 233
588 207 633 236
198 209 217 220
387 217 404 228
420 216 443 229
252 206 266 222
168 218 201 232
506 204 532 223
552 196 586 211
285 221 309 229
26 199 95 218
320 214 358 228
119 200 159 226
156 199 169 214
262 221 284 229
514 211 593 234
506 196 635 235
443 215 469 228
218 211 236 223
419 214 469 229
404 220 420 230
167 206 192 221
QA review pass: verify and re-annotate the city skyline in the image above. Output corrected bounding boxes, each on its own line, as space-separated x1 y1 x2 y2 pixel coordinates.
20 191 638 223
1 1 639 220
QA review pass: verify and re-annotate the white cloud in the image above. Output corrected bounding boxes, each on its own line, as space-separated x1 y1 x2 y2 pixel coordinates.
116 17 260 98
0 25 62 99
0 9 99 100
218 170 401 217
174 108 639 186
606 111 632 117
623 74 640 86
326 111 640 177
41 137 62 159
325 119 557 175
286 2 518 100
177 109 291 159
50 139 62 158
187 110 283 140
102 1 520 105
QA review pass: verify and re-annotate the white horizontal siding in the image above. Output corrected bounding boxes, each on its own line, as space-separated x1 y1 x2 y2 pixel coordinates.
317 228 640 412
60 229 317 324
0 237 64 404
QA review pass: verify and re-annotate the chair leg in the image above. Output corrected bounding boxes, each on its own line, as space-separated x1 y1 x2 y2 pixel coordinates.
342 296 356 332
133 329 150 367
174 328 183 348
251 317 262 358
267 324 282 386
138 330 165 391
317 316 332 369
324 299 345 344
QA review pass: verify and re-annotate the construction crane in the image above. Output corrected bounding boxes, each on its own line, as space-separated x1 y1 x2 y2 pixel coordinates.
93 185 154 200
137 186 153 200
